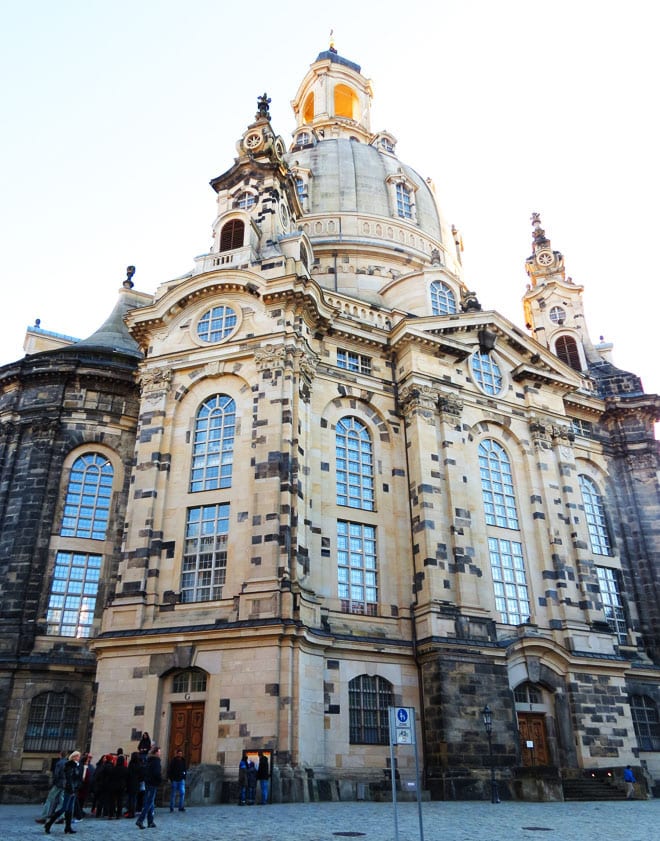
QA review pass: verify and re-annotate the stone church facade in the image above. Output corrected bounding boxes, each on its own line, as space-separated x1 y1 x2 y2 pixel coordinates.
1 48 659 803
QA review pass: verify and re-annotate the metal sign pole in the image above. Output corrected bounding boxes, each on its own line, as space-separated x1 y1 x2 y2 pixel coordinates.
389 708 399 841
412 714 424 841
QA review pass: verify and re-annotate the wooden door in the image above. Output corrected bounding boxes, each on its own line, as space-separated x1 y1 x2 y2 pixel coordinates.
518 713 550 766
169 702 205 765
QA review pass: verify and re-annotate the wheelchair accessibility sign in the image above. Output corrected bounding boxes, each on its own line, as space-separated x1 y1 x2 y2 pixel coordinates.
389 706 416 745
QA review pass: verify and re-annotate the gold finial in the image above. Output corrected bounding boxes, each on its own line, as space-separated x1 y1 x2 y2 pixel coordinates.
329 28 337 53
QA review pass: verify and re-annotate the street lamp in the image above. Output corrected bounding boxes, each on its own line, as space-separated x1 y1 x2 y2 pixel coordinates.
482 705 500 804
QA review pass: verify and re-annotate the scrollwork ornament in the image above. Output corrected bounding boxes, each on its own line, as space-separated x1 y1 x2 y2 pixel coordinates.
140 367 173 402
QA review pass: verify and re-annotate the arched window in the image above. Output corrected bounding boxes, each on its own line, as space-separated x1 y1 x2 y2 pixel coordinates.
172 669 208 694
190 395 236 492
220 219 244 252
555 335 581 371
479 440 519 529
430 281 457 316
395 183 413 219
514 682 543 705
349 674 392 744
334 84 359 120
471 351 504 396
302 93 314 123
630 694 660 751
578 474 612 555
336 417 374 510
60 453 113 539
24 691 80 753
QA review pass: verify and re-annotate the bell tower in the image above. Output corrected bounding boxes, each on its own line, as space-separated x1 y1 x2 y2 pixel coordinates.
522 213 606 373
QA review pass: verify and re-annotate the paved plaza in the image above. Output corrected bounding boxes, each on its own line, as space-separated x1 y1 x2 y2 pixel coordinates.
4 799 658 841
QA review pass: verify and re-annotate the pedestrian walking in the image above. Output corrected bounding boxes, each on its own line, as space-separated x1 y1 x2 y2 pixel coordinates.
167 748 187 812
36 751 67 824
135 745 162 829
624 765 636 799
44 751 83 835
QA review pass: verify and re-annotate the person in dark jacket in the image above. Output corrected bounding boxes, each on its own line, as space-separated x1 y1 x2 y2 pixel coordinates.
44 751 83 834
256 751 269 804
125 752 143 818
167 749 187 812
37 751 67 823
137 732 151 756
136 745 162 829
109 754 128 818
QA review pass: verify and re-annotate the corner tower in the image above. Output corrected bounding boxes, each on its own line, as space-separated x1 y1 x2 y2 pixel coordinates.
523 213 605 373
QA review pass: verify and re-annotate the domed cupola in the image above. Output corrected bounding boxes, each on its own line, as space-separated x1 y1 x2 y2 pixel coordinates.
285 45 463 305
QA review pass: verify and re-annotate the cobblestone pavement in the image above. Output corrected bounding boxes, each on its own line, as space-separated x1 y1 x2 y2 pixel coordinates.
6 799 658 841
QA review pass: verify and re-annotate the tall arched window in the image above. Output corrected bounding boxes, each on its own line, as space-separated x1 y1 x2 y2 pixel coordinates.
349 674 393 744
630 694 660 751
430 281 457 316
480 439 530 624
190 395 236 492
60 453 113 539
578 474 612 555
479 440 518 529
336 417 374 510
24 691 80 753
220 219 244 252
555 335 581 371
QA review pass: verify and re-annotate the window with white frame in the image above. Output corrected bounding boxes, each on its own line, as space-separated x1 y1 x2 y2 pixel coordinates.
488 537 531 625
430 280 457 316
395 182 413 219
197 305 238 343
60 453 113 539
579 474 612 555
337 349 371 375
349 674 393 744
336 417 374 510
471 351 504 396
190 395 236 492
46 551 102 637
23 691 81 753
337 521 377 615
596 566 627 644
181 504 229 603
172 669 208 694
479 440 519 529
235 191 256 210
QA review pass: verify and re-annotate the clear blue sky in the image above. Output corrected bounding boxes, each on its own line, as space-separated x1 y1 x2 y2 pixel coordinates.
2 0 659 399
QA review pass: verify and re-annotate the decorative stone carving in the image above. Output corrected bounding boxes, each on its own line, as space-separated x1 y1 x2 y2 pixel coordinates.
438 395 464 418
398 384 440 416
140 367 173 402
254 344 286 372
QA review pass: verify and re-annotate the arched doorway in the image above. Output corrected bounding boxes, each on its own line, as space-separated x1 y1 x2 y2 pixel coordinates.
167 669 207 765
514 682 551 766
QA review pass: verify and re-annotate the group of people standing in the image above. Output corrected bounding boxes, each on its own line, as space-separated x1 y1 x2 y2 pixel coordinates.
36 733 188 833
238 750 269 805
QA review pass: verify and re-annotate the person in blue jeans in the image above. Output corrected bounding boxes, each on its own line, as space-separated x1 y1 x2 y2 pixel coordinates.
167 749 187 812
136 746 162 829
256 751 269 804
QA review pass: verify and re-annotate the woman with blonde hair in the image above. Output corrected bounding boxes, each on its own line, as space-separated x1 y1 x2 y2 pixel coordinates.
44 751 83 834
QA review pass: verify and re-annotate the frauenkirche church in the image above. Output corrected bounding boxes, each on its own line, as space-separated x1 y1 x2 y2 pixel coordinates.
1 46 659 803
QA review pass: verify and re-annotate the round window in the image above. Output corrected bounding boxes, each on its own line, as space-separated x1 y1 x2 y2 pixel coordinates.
197 305 238 343
549 305 567 325
471 351 504 396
